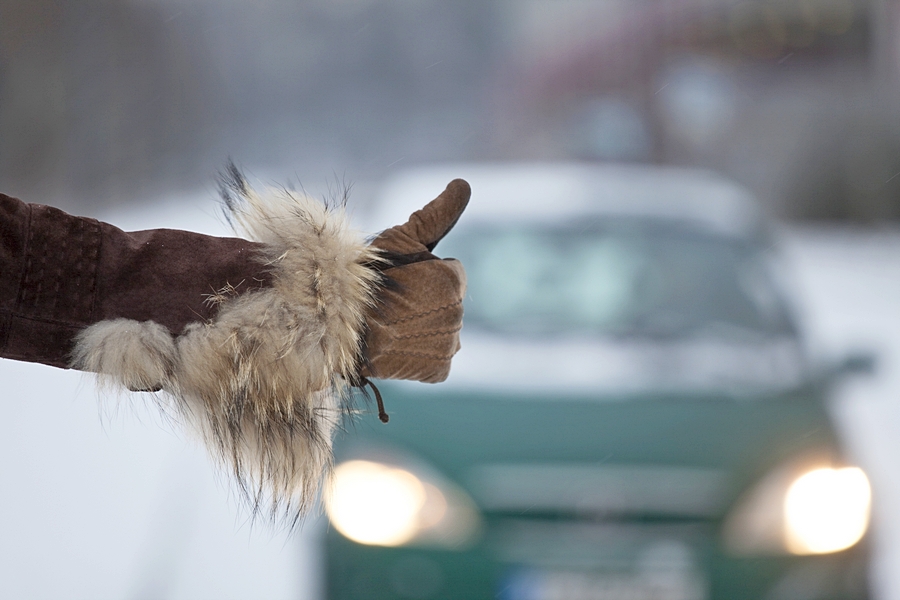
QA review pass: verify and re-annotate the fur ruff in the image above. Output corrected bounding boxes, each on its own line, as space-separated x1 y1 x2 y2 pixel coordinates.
72 177 381 523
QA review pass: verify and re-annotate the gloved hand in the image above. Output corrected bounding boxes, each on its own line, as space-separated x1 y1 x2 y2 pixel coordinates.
362 179 469 384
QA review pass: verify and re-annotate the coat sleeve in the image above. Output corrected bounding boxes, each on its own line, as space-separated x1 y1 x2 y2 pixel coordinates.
0 193 268 368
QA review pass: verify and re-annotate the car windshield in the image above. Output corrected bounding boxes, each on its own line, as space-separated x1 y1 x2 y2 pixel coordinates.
440 218 794 340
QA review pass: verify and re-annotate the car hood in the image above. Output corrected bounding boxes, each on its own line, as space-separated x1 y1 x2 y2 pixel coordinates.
439 331 808 395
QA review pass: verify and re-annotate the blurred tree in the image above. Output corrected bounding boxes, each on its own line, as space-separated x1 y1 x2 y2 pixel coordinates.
786 115 900 221
0 0 498 212
0 0 219 211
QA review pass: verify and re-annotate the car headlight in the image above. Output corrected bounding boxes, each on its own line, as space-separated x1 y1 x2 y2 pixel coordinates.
723 458 871 556
325 458 481 548
784 466 871 554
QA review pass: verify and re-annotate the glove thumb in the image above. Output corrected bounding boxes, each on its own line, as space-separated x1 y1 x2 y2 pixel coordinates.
394 178 470 251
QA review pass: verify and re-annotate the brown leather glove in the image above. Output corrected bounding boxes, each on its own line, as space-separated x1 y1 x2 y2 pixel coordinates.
362 179 470 384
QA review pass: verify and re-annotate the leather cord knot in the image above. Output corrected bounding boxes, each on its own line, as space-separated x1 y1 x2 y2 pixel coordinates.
357 376 389 423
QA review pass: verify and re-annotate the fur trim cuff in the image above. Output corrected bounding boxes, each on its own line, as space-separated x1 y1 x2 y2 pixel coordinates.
73 178 380 521
72 319 176 392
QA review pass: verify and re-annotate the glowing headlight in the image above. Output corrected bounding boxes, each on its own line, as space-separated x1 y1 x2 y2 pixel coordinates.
784 467 871 555
325 459 481 548
723 460 871 556
326 460 427 546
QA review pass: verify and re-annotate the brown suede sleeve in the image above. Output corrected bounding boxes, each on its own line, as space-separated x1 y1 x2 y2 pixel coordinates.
0 193 270 369
93 223 270 332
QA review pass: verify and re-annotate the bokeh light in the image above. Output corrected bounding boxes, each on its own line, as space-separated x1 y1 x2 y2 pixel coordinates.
784 466 871 555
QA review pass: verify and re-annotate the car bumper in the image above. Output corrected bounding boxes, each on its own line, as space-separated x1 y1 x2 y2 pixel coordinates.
326 518 868 600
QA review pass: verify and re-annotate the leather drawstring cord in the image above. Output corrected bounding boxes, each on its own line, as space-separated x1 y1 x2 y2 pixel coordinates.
359 377 389 423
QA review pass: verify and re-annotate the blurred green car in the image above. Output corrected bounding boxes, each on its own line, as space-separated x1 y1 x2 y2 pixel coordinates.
324 164 872 600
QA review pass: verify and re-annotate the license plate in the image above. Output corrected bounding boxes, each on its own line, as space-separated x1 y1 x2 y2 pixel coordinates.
498 567 706 600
